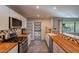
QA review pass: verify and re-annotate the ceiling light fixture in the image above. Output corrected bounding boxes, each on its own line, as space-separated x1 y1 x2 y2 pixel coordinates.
53 6 56 10
36 6 39 9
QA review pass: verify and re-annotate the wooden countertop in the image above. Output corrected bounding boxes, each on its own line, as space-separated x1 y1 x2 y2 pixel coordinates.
0 42 17 53
49 33 79 53
17 34 29 37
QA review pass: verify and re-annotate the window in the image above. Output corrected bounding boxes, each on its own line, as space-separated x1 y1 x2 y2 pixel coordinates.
75 21 79 33
62 21 74 33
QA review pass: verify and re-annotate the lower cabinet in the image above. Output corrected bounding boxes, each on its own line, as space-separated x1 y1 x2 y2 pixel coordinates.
49 37 53 52
46 34 66 53
8 45 18 53
27 34 31 46
53 41 65 53
45 34 50 47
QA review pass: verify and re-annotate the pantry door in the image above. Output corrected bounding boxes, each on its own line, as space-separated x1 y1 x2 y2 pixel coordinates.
34 22 41 40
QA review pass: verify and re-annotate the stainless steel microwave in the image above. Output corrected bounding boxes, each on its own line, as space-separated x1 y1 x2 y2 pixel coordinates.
9 17 22 29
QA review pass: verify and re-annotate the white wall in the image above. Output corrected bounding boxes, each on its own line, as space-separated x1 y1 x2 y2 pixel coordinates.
27 19 51 40
0 6 9 30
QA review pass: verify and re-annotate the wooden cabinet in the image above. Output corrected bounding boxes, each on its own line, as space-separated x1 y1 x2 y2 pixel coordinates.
8 45 18 53
0 6 9 30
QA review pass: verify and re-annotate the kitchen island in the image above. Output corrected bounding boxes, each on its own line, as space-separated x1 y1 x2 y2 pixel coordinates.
46 33 79 53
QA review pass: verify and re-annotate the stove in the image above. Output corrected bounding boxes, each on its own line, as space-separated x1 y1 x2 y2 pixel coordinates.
3 36 28 53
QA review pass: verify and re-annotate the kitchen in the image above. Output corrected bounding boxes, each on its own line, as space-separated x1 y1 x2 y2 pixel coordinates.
0 5 79 53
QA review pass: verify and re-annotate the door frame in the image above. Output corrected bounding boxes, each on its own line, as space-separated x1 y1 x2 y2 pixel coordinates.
34 21 41 40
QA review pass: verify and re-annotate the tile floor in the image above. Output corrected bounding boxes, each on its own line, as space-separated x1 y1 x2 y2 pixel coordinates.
27 40 49 53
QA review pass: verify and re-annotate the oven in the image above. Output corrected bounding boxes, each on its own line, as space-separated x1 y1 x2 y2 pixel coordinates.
18 37 28 53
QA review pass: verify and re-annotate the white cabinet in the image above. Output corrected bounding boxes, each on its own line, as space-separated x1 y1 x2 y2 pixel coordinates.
45 34 50 47
20 15 27 28
46 34 66 53
28 34 31 46
9 9 20 20
10 8 27 29
53 41 65 53
8 45 18 53
22 19 27 28
0 6 9 30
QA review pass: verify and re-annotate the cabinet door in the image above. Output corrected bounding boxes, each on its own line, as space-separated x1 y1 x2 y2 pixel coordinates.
8 45 18 53
28 34 31 46
10 9 20 19
53 41 59 53
49 37 53 52
0 6 9 30
53 41 65 53
21 16 27 28
45 34 50 47
22 19 27 28
57 44 65 53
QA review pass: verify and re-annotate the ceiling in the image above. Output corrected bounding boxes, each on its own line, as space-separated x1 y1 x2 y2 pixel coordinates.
8 5 79 18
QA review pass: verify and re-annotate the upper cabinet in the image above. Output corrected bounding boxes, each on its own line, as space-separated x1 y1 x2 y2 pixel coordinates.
20 15 27 28
0 6 9 30
9 9 20 20
10 8 27 29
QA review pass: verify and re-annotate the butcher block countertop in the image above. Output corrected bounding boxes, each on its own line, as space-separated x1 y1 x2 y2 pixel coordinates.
49 33 79 53
17 34 29 37
0 42 17 53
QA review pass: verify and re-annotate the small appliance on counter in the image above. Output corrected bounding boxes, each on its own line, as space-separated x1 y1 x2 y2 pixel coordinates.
0 30 6 42
0 35 5 42
21 28 27 34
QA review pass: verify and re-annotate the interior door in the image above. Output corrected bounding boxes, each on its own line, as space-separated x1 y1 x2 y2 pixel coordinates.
34 22 41 40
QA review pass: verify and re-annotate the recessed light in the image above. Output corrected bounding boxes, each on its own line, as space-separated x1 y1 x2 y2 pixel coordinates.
53 6 56 10
36 6 39 9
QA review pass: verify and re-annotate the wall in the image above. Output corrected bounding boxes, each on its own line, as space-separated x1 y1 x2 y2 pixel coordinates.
27 18 51 40
0 6 9 30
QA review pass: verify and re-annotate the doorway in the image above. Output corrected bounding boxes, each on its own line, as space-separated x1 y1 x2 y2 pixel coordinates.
34 22 41 40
